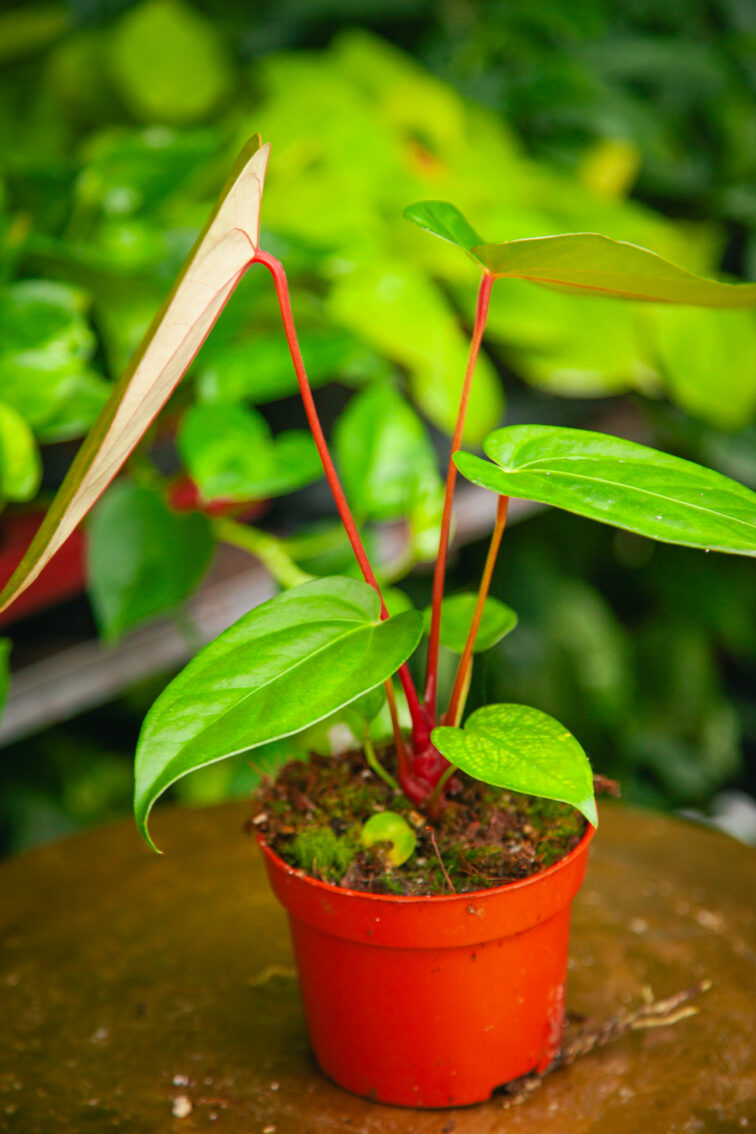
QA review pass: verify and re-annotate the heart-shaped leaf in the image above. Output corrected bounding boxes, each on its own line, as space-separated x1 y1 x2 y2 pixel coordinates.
134 577 424 849
0 135 269 616
424 593 518 654
456 425 756 557
88 481 215 642
432 703 597 825
405 200 756 306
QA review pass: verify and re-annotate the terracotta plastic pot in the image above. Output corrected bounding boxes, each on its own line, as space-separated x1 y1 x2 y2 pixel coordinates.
260 823 595 1108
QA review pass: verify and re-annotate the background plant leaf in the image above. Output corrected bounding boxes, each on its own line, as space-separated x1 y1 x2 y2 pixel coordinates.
0 135 269 616
456 425 756 556
0 403 42 503
424 593 518 654
335 381 443 521
178 404 322 502
402 201 487 264
134 577 424 848
432 703 597 824
87 481 215 642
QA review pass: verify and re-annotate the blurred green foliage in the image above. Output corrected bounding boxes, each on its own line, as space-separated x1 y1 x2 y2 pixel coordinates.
0 0 755 852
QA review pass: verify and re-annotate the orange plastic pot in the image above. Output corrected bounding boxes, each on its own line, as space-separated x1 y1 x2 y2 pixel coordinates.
260 824 594 1108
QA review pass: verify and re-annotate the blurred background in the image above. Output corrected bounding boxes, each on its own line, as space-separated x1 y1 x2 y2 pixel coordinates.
2 0 756 856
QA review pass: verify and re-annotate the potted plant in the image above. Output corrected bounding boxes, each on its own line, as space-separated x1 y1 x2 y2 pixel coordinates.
3 136 756 1108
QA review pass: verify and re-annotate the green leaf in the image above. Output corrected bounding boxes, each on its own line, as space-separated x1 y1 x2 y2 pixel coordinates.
75 127 220 216
134 577 424 848
405 201 756 306
178 404 274 502
475 234 756 306
456 425 756 557
88 482 215 642
327 260 503 443
33 373 111 444
0 280 98 430
263 432 323 498
0 136 269 617
424 593 518 654
345 686 386 724
110 0 232 124
403 201 486 265
0 403 42 503
432 704 597 825
197 329 388 405
651 306 756 430
361 811 416 866
178 405 322 502
335 382 442 521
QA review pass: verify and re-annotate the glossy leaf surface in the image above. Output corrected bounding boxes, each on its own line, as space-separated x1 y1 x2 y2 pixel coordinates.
405 200 756 306
0 136 269 616
88 482 215 642
134 577 424 848
456 425 756 556
433 703 597 825
424 593 518 654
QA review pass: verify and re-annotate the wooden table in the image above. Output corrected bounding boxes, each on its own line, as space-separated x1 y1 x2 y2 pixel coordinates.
2 802 754 1132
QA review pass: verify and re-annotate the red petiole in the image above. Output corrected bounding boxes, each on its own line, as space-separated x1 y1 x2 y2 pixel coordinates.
254 251 499 809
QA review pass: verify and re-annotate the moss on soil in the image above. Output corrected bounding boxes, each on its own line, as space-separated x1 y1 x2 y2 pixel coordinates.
251 746 601 896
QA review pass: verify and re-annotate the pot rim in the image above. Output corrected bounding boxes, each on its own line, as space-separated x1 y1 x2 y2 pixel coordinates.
258 817 595 907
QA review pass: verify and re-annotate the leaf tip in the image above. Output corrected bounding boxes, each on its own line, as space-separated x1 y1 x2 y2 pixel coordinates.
580 794 599 828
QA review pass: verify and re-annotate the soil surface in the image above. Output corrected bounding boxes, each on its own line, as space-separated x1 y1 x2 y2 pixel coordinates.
250 747 614 896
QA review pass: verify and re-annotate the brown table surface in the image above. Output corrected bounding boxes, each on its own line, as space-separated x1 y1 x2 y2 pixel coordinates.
1 801 755 1133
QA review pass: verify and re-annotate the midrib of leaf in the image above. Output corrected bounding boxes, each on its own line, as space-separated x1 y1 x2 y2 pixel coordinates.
149 616 382 742
501 464 756 535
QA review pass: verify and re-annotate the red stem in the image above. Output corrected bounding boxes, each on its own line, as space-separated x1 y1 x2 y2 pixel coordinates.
253 250 428 746
424 272 494 723
444 495 509 726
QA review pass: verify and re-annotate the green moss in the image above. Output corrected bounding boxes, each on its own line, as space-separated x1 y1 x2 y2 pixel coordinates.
290 826 357 883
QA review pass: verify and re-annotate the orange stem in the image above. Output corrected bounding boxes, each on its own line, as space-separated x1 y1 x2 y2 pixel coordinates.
444 495 509 726
424 272 494 723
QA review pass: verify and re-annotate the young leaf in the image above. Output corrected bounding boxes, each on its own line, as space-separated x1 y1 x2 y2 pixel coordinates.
456 425 756 557
432 703 597 825
88 481 215 642
134 577 424 848
0 135 269 616
405 200 756 306
402 201 487 265
424 593 518 654
334 381 442 521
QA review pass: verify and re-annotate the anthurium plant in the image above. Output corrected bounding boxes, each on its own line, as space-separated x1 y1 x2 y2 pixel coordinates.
3 135 756 854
